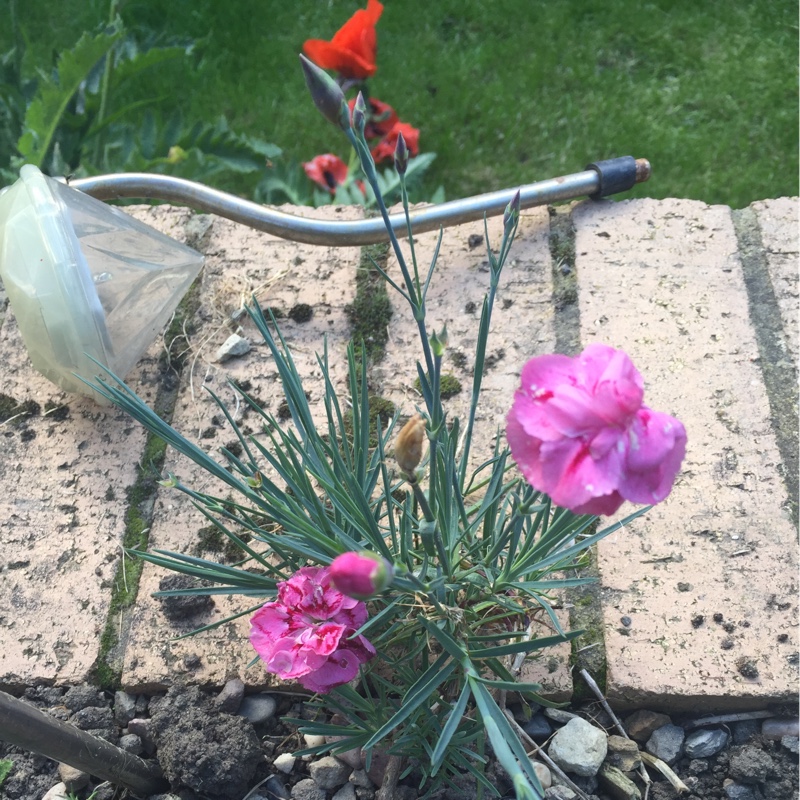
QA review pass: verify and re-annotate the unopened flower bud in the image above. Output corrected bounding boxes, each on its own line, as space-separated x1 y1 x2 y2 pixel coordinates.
394 131 408 175
299 54 351 131
352 92 367 137
330 551 394 599
395 413 426 474
503 189 521 231
429 325 448 357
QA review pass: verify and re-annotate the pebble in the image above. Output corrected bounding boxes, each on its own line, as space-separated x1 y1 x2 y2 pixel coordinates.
57 764 89 792
263 774 290 800
119 733 143 755
274 753 297 774
349 769 373 788
127 718 157 755
531 760 552 789
291 778 326 800
684 727 729 758
606 734 641 772
332 784 357 800
523 712 554 742
645 723 685 765
215 333 251 362
238 693 277 725
304 733 327 748
624 709 672 743
41 784 69 800
113 690 137 726
722 780 758 800
309 755 352 790
728 745 775 784
215 677 245 713
544 788 577 800
544 708 579 724
548 717 608 777
62 685 106 712
598 764 641 800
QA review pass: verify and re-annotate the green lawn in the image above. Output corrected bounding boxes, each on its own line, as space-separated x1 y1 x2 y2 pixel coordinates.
5 0 798 208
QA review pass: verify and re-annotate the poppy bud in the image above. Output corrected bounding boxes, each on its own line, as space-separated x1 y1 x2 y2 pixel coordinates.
299 54 351 131
394 131 408 175
330 551 394 599
352 92 368 137
395 413 426 474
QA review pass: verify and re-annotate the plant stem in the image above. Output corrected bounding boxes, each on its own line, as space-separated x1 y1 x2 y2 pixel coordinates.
93 0 118 165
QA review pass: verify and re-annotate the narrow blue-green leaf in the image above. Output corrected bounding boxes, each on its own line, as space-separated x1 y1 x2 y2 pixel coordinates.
430 681 472 774
469 629 582 659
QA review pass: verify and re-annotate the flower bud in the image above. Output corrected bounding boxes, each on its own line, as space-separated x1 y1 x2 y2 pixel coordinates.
299 54 351 131
430 325 448 357
394 131 408 175
503 189 521 231
395 413 426 474
352 92 368 137
330 551 394 599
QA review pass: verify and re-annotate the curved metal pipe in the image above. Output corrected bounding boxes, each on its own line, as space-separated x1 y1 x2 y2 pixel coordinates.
71 157 650 247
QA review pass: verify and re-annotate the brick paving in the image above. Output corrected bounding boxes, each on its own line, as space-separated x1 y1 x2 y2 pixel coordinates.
0 195 796 709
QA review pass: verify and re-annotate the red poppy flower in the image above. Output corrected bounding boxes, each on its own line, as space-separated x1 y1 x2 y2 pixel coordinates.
371 121 420 164
303 154 349 194
348 97 398 140
303 0 384 80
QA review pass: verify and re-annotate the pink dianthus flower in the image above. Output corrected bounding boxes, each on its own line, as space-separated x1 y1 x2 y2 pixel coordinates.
250 566 375 693
506 344 686 516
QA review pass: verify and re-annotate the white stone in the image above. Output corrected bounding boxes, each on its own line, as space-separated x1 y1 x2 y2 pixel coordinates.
547 717 608 777
214 333 251 362
275 753 296 774
41 784 69 800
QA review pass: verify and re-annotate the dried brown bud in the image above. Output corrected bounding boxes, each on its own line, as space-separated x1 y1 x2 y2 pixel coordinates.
395 414 426 474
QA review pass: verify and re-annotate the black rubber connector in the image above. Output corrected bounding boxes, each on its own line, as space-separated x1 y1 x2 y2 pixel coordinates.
586 156 638 200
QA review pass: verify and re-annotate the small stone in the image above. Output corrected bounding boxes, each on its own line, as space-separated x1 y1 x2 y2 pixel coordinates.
531 761 552 789
332 784 357 800
646 723 685 765
215 333 251 362
568 773 599 794
292 778 326 800
624 709 672 743
354 788 375 800
598 764 642 800
523 712 554 742
781 735 799 754
545 788 578 800
606 735 641 772
684 728 729 758
127 718 156 755
303 733 326 749
113 690 137 726
274 753 296 774
119 733 143 755
41 783 69 800
309 755 352 790
215 678 245 713
544 707 579 724
548 717 608 777
62 685 106 712
238 693 277 725
688 759 709 774
723 780 758 800
349 769 373 788
263 774 290 800
57 764 89 792
69 706 114 731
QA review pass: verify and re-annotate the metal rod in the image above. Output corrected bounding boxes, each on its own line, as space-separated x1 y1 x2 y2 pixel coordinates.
71 157 650 247
0 690 168 798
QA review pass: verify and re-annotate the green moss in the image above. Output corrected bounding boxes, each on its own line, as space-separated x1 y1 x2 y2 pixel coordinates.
343 395 396 448
160 273 203 370
289 303 313 323
0 393 40 424
346 243 393 366
413 373 463 399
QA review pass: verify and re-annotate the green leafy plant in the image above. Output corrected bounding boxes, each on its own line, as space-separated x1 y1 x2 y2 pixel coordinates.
1 5 281 192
